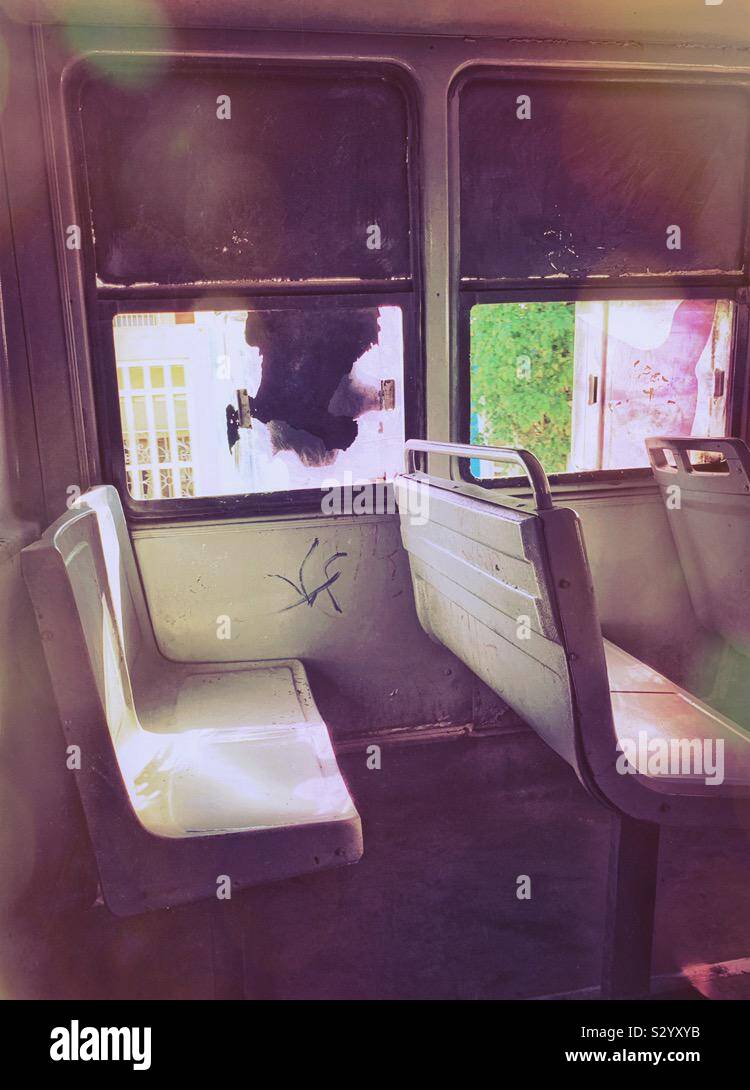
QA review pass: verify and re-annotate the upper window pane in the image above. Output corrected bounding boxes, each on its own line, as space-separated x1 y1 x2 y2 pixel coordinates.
459 77 749 281
77 62 411 285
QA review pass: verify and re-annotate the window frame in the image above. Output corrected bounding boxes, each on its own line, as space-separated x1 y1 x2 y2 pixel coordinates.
67 56 424 522
450 65 750 494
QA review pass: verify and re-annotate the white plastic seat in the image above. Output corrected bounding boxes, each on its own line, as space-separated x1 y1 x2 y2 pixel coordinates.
116 660 357 838
22 486 362 915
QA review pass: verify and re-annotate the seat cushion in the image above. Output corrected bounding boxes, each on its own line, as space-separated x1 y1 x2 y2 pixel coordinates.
605 640 750 793
119 660 358 837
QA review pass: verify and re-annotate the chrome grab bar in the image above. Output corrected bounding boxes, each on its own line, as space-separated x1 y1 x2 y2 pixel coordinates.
403 439 553 511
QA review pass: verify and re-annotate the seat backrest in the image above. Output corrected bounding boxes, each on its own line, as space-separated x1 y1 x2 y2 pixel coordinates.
21 486 154 751
79 485 155 669
395 442 616 793
646 436 750 655
21 484 173 888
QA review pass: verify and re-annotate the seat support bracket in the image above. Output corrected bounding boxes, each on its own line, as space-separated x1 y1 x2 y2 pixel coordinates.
601 814 660 999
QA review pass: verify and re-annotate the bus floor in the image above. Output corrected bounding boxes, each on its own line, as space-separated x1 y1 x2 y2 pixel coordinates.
4 729 750 1000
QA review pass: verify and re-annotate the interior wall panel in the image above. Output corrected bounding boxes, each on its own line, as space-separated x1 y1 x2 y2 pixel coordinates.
134 513 477 735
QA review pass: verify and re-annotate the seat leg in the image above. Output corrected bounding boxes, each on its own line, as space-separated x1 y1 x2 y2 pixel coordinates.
601 813 660 999
209 897 246 1000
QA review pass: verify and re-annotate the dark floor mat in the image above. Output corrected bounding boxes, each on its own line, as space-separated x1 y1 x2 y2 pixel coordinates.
4 731 750 999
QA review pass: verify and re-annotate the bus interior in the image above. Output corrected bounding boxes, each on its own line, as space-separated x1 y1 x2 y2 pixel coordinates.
3 0 750 1006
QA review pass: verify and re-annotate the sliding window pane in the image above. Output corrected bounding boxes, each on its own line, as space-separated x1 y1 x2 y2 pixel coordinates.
79 63 411 285
460 78 749 280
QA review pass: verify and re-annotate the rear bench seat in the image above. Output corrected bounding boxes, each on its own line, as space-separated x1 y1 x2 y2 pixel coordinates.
22 486 362 919
396 439 750 998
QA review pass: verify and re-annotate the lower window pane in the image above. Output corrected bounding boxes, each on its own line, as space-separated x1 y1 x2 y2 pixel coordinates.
469 298 733 477
113 306 405 500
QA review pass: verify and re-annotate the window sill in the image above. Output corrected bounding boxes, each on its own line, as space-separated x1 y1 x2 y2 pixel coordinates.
461 466 658 504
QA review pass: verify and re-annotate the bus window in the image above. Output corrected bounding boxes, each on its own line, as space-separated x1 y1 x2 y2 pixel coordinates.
469 297 733 477
78 63 411 285
72 58 416 509
458 72 749 481
113 306 405 499
459 76 749 280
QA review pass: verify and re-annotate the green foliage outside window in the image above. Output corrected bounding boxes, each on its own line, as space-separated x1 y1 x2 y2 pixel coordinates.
470 302 576 475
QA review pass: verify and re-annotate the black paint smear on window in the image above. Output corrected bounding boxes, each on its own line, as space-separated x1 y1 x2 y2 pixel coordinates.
78 61 411 284
226 404 240 452
244 308 381 463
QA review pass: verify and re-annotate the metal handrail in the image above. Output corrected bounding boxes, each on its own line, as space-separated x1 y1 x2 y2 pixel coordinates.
403 439 553 511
